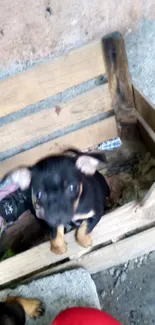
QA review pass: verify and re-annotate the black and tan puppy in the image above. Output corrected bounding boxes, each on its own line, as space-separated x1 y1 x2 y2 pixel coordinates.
0 296 44 325
5 149 110 255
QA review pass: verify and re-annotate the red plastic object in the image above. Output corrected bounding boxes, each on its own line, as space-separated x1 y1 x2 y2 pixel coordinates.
52 307 121 325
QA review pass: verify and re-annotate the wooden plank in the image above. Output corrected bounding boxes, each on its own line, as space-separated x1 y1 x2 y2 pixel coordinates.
133 86 155 132
102 32 138 140
78 226 155 274
0 116 117 178
38 226 155 277
0 41 105 118
136 111 155 143
133 85 155 156
138 123 155 157
0 182 155 287
0 84 112 154
0 211 44 258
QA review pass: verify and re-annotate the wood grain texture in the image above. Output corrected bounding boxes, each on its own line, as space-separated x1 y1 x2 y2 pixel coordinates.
0 41 105 117
0 84 112 154
0 117 117 178
78 226 155 274
133 86 155 157
133 86 155 132
41 226 155 276
136 111 155 143
133 85 155 156
0 211 44 258
138 123 155 157
102 33 138 140
0 182 155 287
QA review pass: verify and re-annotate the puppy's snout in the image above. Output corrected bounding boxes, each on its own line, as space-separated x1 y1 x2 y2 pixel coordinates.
45 201 73 227
50 196 59 204
47 218 62 228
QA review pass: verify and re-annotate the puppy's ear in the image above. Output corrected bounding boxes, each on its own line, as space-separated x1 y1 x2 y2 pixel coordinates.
64 147 107 175
76 155 99 175
6 168 31 190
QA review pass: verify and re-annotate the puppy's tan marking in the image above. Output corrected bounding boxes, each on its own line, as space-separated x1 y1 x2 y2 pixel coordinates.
50 225 67 255
76 221 92 248
31 188 36 208
73 183 83 212
73 209 95 221
32 189 45 219
6 296 44 319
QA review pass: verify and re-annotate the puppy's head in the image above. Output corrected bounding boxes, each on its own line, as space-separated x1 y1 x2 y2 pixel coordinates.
6 149 106 228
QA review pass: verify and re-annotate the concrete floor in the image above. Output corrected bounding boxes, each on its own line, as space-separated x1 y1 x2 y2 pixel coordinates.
0 269 100 325
125 19 155 105
0 0 142 75
92 251 155 325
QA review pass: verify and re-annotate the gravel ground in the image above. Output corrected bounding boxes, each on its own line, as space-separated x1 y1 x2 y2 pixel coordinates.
92 251 155 325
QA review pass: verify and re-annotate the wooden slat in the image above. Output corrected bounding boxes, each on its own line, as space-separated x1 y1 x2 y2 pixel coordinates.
0 211 43 258
136 111 155 143
102 33 138 140
133 85 155 156
0 84 111 154
0 41 105 118
80 226 155 274
0 182 155 287
138 124 155 157
0 117 117 178
38 226 155 277
133 86 155 132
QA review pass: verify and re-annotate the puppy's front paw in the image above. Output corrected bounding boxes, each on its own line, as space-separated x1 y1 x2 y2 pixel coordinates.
26 299 45 319
50 242 67 255
76 221 93 248
76 234 92 248
6 297 45 319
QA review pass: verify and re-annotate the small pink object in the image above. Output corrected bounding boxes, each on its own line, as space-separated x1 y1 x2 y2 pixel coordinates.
0 184 17 201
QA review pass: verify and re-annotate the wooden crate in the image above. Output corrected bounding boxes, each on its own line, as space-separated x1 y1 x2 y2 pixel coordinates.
0 32 155 288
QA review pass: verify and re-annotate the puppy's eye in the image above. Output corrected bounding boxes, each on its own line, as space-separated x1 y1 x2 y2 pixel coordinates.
65 181 79 197
67 183 78 194
36 191 42 200
70 184 74 192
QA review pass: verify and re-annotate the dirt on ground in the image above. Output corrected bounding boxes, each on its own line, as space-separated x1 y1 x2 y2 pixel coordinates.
101 145 155 209
92 251 155 325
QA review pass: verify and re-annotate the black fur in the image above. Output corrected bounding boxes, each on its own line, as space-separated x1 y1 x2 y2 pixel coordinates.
30 149 110 239
63 147 107 163
74 171 110 233
0 302 25 325
31 155 82 227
